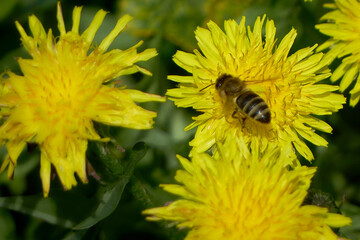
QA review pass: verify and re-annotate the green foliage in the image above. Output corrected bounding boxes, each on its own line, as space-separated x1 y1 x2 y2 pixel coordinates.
0 143 146 229
0 0 359 239
340 202 360 239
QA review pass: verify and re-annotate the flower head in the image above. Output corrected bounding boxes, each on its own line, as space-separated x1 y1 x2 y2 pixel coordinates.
143 144 351 240
316 0 360 106
0 3 164 196
167 16 345 161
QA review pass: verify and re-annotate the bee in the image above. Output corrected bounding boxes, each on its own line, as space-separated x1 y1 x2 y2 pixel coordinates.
215 74 271 124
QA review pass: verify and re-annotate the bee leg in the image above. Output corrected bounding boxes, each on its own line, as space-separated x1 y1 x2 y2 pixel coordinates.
232 109 243 119
240 115 247 126
232 110 248 126
241 115 247 123
225 110 239 124
231 110 238 119
232 110 246 123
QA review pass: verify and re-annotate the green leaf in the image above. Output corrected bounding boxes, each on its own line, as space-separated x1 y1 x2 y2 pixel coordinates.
339 202 360 239
74 142 148 230
62 230 87 240
0 142 148 230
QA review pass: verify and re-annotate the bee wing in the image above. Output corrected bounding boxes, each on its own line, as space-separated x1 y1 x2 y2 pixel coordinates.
242 78 278 95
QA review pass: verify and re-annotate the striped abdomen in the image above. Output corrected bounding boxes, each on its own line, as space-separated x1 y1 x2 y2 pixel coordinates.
236 89 271 123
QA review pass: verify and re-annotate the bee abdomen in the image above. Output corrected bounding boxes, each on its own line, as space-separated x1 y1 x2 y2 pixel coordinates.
236 90 271 123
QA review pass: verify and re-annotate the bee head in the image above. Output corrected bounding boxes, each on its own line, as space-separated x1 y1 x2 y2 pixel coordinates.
215 74 231 90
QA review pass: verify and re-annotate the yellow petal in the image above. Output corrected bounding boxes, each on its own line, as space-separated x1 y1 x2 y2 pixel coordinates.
56 2 66 36
29 15 46 41
81 9 107 44
124 89 165 103
340 64 358 91
71 6 83 34
88 86 157 129
40 152 51 197
99 14 133 51
6 140 26 166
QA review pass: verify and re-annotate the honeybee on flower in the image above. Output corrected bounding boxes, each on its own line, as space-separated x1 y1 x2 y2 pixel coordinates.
167 15 345 161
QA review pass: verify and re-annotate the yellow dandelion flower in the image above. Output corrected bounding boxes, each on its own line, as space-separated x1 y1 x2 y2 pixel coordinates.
316 0 360 106
167 15 345 160
0 3 165 197
143 144 351 240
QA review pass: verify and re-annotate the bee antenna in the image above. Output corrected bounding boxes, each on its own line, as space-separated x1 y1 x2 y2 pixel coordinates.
200 83 215 92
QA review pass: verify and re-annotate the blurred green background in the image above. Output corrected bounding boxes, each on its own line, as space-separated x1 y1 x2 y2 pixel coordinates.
1 0 360 239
